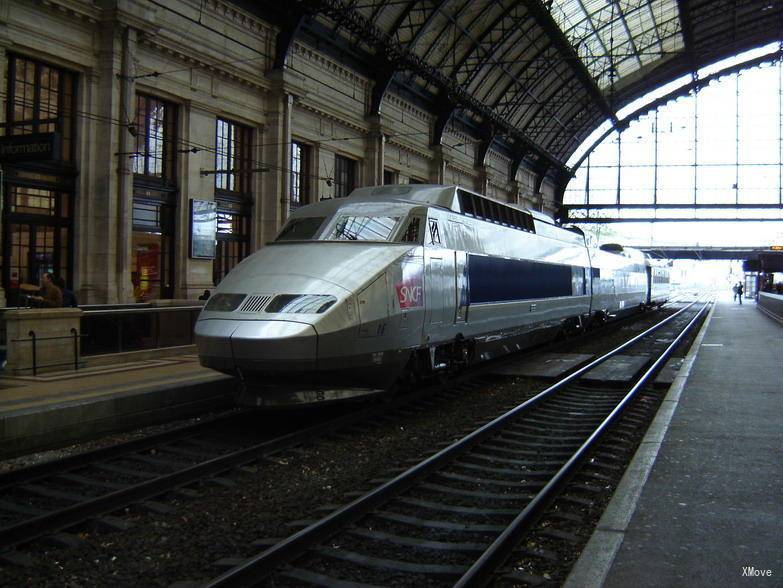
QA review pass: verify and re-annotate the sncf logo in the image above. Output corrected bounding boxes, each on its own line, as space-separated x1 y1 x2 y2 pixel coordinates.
396 281 423 308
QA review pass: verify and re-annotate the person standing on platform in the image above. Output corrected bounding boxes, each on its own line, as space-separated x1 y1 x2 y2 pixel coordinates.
30 272 63 308
736 282 744 304
732 283 739 302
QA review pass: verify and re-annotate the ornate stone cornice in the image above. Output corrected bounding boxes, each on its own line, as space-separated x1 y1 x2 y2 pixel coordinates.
383 93 432 124
292 43 369 90
137 36 269 92
40 0 100 24
297 101 367 135
206 0 274 37
445 161 477 179
386 137 433 162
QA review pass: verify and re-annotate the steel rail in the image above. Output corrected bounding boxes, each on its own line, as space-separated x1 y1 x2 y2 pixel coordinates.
205 300 702 587
0 405 396 549
454 299 712 587
0 410 248 488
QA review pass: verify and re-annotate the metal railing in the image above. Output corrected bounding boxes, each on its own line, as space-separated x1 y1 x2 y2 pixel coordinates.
80 306 202 356
11 328 82 376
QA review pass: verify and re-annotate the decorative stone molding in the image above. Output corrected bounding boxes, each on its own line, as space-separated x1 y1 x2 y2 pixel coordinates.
445 161 478 180
40 0 100 24
383 93 433 124
297 102 368 136
207 0 275 37
137 37 269 92
292 43 370 91
386 137 434 162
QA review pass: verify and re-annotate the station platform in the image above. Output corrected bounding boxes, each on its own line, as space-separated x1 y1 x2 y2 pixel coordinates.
567 298 783 586
0 352 234 459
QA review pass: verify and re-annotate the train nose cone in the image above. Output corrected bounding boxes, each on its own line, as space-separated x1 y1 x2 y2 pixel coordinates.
195 319 318 373
231 320 317 365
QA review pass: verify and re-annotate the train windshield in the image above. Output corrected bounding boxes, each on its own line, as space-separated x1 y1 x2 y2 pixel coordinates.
326 215 401 241
276 217 327 241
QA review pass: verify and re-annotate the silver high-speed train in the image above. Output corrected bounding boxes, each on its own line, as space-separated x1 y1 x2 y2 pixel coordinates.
195 185 669 405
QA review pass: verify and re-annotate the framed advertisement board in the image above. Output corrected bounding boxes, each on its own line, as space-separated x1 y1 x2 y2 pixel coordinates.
189 199 217 259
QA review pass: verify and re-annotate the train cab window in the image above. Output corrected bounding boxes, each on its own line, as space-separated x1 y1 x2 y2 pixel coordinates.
328 215 400 241
399 216 423 243
276 216 326 241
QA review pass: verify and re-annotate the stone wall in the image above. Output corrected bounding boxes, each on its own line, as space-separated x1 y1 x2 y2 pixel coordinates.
4 309 83 375
1 0 559 305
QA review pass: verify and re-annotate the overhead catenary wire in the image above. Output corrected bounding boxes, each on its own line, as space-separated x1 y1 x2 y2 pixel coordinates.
0 88 433 183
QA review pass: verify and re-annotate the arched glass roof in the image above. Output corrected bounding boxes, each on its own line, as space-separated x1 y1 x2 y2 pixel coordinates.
241 0 783 188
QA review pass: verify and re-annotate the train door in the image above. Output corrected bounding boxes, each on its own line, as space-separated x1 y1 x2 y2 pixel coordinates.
447 220 474 325
426 257 445 326
424 218 456 332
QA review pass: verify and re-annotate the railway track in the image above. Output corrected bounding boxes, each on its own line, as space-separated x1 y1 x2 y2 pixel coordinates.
199 299 710 587
0 300 692 575
0 381 488 560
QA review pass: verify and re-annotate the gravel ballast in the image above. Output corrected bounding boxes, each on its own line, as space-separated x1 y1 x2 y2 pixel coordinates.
0 307 691 587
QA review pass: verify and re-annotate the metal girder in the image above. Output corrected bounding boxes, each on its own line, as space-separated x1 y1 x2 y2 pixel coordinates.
271 9 308 70
475 120 495 167
509 148 529 183
369 59 400 115
676 0 697 74
432 94 456 146
569 47 783 172
417 0 476 66
447 2 522 81
434 2 570 136
639 246 780 261
521 0 619 127
304 0 568 171
460 7 539 98
391 0 445 47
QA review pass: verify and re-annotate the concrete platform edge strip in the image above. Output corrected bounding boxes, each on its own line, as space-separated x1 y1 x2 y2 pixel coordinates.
756 303 783 326
0 372 232 417
563 302 717 588
0 374 236 460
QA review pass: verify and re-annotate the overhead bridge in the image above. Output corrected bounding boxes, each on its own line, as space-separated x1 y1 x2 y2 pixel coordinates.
639 247 783 267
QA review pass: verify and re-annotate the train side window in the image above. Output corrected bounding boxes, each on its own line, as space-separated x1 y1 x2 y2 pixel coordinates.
428 219 441 246
461 193 476 216
276 216 326 241
400 216 423 243
523 212 535 232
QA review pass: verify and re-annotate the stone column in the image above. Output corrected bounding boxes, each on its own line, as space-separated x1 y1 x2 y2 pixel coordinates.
259 72 295 244
365 114 385 186
77 21 129 304
309 140 322 204
175 106 216 299
0 28 9 307
250 122 266 251
431 145 447 184
476 165 490 195
115 26 136 303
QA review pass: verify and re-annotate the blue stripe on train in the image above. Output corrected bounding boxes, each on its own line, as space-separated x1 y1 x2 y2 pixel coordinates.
468 254 576 303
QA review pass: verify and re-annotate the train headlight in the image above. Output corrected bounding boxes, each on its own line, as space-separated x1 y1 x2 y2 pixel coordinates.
204 293 246 312
266 294 337 314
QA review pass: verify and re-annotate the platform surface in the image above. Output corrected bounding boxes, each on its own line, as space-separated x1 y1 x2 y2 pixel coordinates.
572 299 783 587
0 354 234 458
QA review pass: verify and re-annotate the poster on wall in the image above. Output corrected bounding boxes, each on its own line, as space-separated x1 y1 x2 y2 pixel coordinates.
190 199 217 259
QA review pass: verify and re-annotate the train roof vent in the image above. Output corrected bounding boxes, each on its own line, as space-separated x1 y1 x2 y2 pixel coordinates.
239 295 272 313
600 243 625 253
